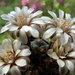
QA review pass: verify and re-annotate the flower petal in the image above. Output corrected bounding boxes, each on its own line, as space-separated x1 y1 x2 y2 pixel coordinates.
22 26 29 32
29 26 39 38
65 13 71 21
22 6 28 15
22 57 30 64
59 66 68 75
31 18 45 25
0 49 7 57
15 58 27 67
9 30 19 39
65 60 74 71
71 18 75 23
0 26 9 33
68 52 75 57
18 49 31 56
8 25 19 31
43 28 56 39
0 66 4 75
19 29 28 44
48 11 57 19
31 24 42 34
2 65 10 74
15 7 21 15
0 60 5 66
41 16 52 24
60 33 69 45
10 11 16 17
4 42 13 52
51 52 59 59
56 27 63 33
28 8 34 14
10 66 21 75
70 33 75 44
71 25 75 29
13 39 21 51
47 49 53 56
31 10 42 18
70 30 75 34
1 14 12 21
57 59 65 67
2 39 11 45
59 10 64 19
15 49 21 56
41 16 51 21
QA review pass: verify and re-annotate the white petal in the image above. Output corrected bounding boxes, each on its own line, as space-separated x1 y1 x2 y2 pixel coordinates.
70 33 75 44
70 30 75 33
31 10 42 18
41 16 51 21
68 52 75 57
0 60 5 66
15 58 27 67
15 7 21 15
71 25 75 29
57 59 65 67
0 66 3 75
47 25 54 29
2 39 11 45
51 52 59 59
1 14 12 21
43 28 56 39
28 8 34 14
41 16 52 24
47 49 53 55
29 26 39 38
31 24 42 34
64 42 71 53
32 18 45 25
60 33 69 45
65 13 71 20
56 27 63 33
59 10 64 19
2 65 10 74
65 60 74 71
19 29 28 44
0 26 9 33
18 49 31 56
10 11 16 17
59 66 68 75
13 39 21 51
8 25 19 31
0 49 7 57
9 30 18 39
4 43 13 52
48 11 57 19
70 43 75 50
22 6 28 15
22 26 29 32
15 49 21 56
10 66 21 75
22 57 30 64
71 18 75 23
19 45 29 50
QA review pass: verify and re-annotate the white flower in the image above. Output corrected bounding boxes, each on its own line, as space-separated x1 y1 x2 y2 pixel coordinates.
0 39 31 75
43 10 75 45
0 6 44 44
47 39 75 75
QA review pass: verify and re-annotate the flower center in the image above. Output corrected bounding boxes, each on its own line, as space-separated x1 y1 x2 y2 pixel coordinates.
15 14 28 27
60 20 72 31
55 19 72 33
4 51 15 63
